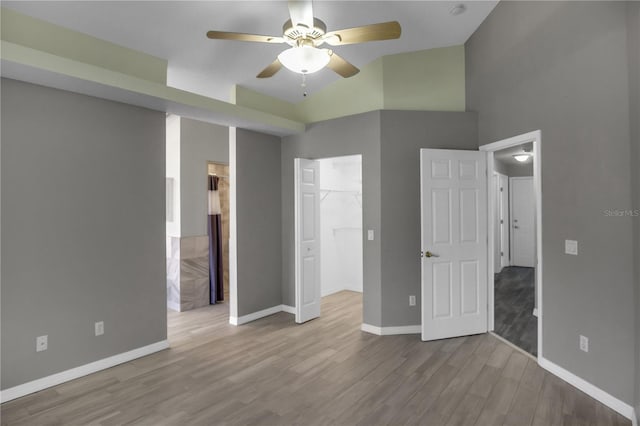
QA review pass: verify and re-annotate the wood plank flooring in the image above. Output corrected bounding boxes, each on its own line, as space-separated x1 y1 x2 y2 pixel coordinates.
1 291 630 426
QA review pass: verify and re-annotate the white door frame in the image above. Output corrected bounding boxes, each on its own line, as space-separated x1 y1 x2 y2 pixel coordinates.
479 130 543 359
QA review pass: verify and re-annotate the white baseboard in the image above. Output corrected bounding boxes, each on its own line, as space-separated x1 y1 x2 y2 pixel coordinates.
538 356 634 420
229 305 293 325
167 301 180 312
632 409 637 426
281 305 295 314
0 340 169 404
361 323 421 336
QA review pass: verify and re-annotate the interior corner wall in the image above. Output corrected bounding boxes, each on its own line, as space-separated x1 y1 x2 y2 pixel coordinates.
627 1 640 416
466 1 635 404
281 111 382 326
1 78 166 390
179 117 229 238
235 128 282 316
379 111 478 327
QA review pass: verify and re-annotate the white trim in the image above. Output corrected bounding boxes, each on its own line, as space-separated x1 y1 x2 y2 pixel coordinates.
281 305 295 314
539 356 634 420
229 305 292 326
228 127 238 323
361 323 421 335
480 130 543 360
361 323 382 335
633 409 637 426
0 340 169 403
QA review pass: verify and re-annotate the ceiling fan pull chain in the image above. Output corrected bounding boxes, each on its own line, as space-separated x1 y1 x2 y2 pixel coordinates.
301 73 308 97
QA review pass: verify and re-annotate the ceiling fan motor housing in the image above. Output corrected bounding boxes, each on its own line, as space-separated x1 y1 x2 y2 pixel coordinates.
283 18 327 45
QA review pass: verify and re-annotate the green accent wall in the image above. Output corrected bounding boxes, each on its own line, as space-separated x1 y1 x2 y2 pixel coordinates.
1 7 167 84
232 85 304 122
233 45 465 124
296 57 385 123
382 45 465 111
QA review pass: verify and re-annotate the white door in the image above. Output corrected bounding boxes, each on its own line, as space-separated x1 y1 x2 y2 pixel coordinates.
294 158 321 323
498 173 510 269
510 177 535 267
420 149 488 341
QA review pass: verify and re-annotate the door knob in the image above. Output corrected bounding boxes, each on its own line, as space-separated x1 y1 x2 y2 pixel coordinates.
424 251 439 258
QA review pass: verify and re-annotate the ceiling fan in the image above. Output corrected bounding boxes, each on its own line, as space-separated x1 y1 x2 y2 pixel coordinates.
206 0 401 79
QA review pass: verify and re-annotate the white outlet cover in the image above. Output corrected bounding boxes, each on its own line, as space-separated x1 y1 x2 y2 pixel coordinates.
579 335 589 352
367 230 374 241
36 335 48 352
409 295 416 306
565 240 578 255
95 321 104 336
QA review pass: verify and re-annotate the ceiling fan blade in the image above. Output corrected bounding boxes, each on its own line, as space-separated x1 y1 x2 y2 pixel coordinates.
206 31 285 44
257 59 283 78
288 0 314 30
326 51 359 78
323 21 401 46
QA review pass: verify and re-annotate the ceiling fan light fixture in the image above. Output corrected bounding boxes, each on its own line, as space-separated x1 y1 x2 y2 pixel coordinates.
277 46 330 74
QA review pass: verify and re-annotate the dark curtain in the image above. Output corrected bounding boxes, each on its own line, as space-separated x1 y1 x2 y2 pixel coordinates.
208 175 224 304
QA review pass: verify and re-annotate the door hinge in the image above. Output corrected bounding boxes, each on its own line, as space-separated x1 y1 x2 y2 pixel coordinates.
500 251 504 256
500 187 503 192
500 219 504 224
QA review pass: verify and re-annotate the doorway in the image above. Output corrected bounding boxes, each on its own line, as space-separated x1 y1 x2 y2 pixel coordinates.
481 131 542 359
418 131 542 359
208 162 230 302
294 155 363 324
490 144 537 356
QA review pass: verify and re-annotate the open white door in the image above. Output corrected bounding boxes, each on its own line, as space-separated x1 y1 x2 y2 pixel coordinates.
294 158 321 323
420 149 488 341
510 177 535 267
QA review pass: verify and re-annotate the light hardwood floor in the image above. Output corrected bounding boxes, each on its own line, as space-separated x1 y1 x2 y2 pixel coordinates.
1 291 630 426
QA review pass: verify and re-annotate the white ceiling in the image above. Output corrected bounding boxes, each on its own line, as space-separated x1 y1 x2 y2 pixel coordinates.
3 1 498 104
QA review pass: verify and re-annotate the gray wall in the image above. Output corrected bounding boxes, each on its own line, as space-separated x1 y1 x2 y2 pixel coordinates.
466 1 635 404
236 129 283 316
281 111 382 326
379 111 478 326
180 117 229 237
627 1 640 416
1 79 166 389
281 110 478 327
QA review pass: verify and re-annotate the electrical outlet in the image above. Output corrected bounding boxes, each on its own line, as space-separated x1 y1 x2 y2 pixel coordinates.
95 321 104 336
579 335 589 352
409 295 416 306
565 240 578 255
367 230 375 241
36 335 48 352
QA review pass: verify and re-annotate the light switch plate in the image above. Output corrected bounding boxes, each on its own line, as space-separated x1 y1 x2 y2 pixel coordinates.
36 335 48 352
367 230 374 241
95 321 104 336
565 240 578 255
